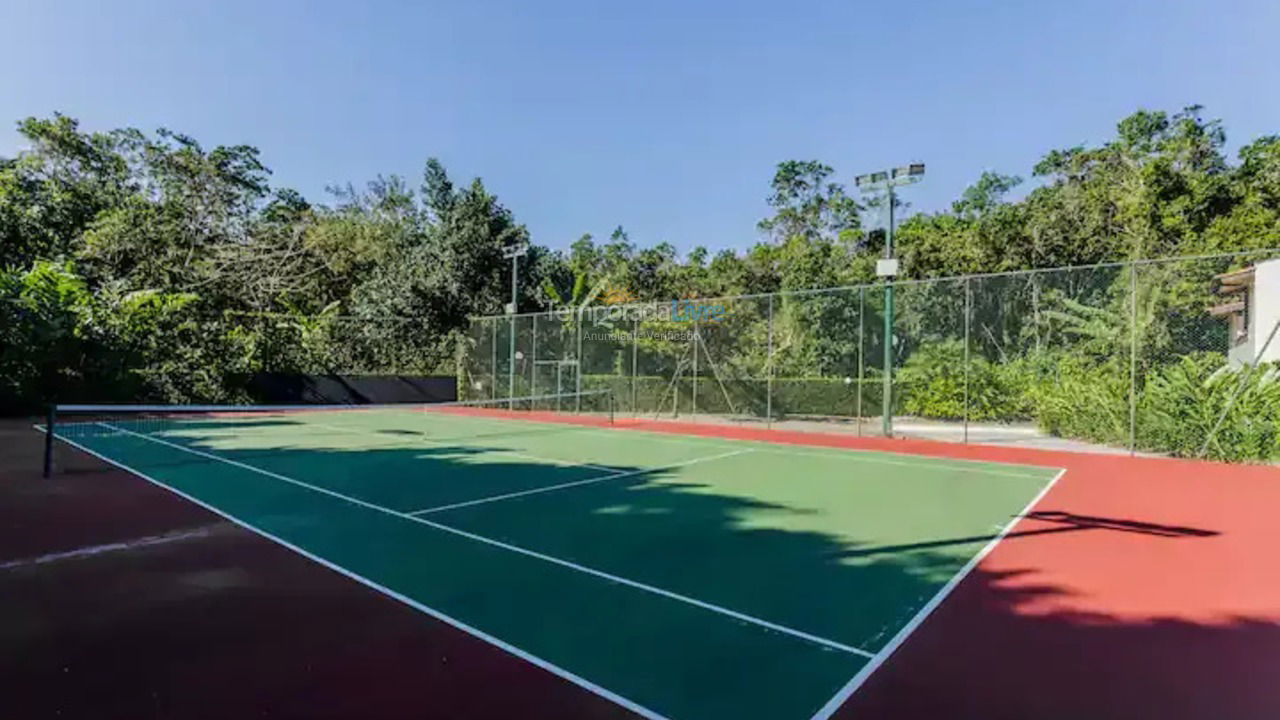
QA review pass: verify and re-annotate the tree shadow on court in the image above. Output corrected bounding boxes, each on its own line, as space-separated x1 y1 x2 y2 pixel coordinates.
836 562 1280 720
29 420 1280 720
75 423 1018 652
831 510 1220 559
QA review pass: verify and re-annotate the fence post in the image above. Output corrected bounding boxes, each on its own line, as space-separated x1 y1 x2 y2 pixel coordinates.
507 316 516 407
691 319 699 419
575 308 583 412
766 295 775 429
883 279 894 437
490 319 497 400
856 287 864 437
964 277 971 444
531 314 538 398
631 317 639 416
1129 262 1138 455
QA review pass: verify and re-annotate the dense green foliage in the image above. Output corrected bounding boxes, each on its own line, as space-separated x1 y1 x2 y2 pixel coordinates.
4 107 1280 460
2 116 532 406
897 341 1033 421
1136 354 1280 461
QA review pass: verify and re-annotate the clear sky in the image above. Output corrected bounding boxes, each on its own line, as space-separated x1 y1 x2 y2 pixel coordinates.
2 0 1277 252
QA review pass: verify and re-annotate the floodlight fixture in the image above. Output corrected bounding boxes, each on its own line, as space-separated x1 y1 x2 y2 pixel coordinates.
853 162 926 438
502 243 529 259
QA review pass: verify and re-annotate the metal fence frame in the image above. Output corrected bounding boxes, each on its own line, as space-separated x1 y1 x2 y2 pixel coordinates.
463 249 1280 461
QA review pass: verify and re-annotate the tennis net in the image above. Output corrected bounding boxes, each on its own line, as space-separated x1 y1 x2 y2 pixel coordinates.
42 390 615 477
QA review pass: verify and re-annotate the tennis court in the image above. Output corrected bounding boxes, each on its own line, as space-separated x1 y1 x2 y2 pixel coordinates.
44 391 1063 720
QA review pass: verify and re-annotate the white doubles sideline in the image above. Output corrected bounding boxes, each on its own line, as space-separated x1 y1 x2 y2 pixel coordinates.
805 466 1068 720
94 422 876 659
0 525 217 571
417 410 1057 480
45 430 669 720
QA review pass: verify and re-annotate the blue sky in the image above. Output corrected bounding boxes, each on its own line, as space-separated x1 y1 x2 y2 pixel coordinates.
2 0 1277 253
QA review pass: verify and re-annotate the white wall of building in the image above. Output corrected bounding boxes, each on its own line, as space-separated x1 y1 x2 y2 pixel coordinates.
1253 259 1280 363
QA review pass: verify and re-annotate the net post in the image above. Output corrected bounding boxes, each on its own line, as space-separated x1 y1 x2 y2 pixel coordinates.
43 404 56 478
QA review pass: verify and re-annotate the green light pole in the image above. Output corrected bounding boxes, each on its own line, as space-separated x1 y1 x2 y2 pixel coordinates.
855 163 925 437
503 243 528 406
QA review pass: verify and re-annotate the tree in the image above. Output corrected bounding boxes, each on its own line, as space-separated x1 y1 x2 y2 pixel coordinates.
3 106 1278 417
1026 106 1233 262
0 115 133 268
951 171 1023 218
757 160 862 246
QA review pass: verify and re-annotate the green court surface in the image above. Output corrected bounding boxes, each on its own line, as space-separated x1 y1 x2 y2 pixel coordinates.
52 407 1061 720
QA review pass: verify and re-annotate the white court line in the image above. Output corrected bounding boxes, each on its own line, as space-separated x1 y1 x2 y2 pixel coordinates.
421 411 1060 479
612 430 1054 479
0 526 217 571
806 466 1069 720
94 423 876 659
408 450 750 516
308 421 618 474
42 428 668 720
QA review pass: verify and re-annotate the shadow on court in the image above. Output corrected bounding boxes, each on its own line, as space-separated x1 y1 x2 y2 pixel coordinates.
3 418 1277 719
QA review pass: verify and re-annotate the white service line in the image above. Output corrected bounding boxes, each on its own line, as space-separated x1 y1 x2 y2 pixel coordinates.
806 466 1070 720
408 449 750 516
45 428 668 720
97 423 875 659
309 421 618 474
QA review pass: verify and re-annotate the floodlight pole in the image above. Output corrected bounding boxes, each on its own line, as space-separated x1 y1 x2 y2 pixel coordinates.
503 244 529 406
855 164 924 438
883 186 895 437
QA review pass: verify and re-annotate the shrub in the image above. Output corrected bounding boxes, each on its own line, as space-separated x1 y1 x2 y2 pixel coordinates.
90 290 255 404
1138 353 1280 461
1030 356 1131 446
1 262 257 411
897 341 1034 421
581 374 883 417
0 262 95 411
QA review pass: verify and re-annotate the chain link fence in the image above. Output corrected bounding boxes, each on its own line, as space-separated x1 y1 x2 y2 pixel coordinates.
465 249 1280 462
